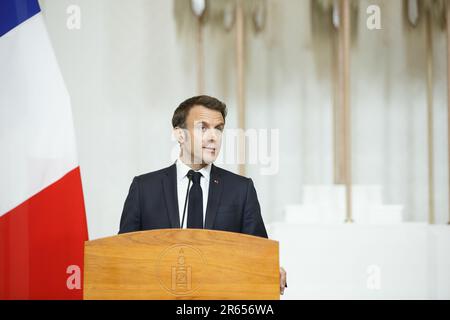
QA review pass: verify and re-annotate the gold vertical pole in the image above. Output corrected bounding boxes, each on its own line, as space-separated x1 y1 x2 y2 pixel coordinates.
333 25 345 184
197 18 205 94
341 0 353 223
426 10 435 224
446 0 450 225
332 29 338 184
236 0 246 176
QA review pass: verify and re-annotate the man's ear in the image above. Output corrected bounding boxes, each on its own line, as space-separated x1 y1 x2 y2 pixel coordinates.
174 127 185 145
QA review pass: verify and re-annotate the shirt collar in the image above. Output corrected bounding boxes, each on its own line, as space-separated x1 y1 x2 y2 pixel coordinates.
176 157 211 182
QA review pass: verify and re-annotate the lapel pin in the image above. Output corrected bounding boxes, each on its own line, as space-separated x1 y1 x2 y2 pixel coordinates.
214 179 219 184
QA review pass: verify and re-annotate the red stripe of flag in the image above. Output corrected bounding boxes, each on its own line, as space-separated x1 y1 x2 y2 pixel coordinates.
0 167 88 299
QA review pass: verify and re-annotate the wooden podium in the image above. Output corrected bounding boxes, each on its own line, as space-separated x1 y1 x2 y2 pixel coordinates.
84 229 279 300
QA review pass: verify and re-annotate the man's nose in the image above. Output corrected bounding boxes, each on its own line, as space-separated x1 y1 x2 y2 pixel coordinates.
206 128 217 141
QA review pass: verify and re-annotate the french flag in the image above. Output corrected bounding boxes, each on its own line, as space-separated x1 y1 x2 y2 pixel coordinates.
0 0 88 299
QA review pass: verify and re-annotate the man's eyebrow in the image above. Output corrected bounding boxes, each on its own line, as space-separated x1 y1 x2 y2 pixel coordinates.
198 120 210 126
197 120 224 128
194 120 208 126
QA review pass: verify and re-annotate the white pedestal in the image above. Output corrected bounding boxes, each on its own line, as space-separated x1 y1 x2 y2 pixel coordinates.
266 222 450 299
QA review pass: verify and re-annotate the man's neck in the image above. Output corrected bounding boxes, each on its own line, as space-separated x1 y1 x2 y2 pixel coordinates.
179 154 208 171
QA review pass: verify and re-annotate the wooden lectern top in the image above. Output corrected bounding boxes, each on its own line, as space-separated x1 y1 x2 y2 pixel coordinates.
84 229 279 300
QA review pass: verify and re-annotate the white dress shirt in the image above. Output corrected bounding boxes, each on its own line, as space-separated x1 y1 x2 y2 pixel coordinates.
176 158 211 228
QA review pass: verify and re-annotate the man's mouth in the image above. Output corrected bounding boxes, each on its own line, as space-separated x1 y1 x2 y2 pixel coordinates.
203 146 216 152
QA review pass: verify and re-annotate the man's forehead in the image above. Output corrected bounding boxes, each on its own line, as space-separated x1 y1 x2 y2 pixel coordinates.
188 106 224 124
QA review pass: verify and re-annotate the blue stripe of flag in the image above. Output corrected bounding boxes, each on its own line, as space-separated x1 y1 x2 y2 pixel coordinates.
0 0 41 37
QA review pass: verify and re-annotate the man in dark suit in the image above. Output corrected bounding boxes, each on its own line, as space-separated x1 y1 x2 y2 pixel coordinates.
119 95 286 294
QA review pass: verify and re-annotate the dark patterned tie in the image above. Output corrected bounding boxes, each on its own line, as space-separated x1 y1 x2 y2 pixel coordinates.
187 170 203 229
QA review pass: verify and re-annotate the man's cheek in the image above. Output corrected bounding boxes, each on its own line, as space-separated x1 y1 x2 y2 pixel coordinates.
193 139 204 157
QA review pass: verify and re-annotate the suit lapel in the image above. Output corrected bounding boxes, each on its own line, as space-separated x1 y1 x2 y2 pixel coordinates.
162 163 180 228
204 164 224 229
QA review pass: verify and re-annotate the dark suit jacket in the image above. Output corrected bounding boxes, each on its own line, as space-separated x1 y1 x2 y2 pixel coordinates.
119 163 268 238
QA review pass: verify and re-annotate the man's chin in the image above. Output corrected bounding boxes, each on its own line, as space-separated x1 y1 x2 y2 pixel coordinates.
201 153 217 165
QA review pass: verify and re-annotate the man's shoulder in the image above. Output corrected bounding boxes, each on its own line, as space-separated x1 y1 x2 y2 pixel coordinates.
134 164 175 183
213 165 251 185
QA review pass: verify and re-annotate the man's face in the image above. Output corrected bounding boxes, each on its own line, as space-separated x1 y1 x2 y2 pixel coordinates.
178 105 224 165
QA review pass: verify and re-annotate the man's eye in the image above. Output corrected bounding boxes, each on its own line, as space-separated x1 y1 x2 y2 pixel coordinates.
201 126 207 132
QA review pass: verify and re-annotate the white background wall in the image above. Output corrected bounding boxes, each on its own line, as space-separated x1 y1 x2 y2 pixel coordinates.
38 0 449 241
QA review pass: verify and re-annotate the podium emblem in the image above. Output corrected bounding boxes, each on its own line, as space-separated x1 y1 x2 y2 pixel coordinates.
156 244 206 296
